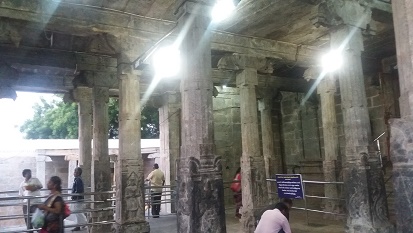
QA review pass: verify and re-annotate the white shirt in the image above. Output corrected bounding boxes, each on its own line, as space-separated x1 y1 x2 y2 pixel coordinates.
146 169 165 192
255 209 292 233
19 178 43 203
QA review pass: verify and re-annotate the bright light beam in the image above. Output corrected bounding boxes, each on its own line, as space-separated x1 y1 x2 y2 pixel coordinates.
211 0 236 23
321 49 343 73
152 46 181 78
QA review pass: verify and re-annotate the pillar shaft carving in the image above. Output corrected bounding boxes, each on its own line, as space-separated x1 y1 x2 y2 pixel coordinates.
332 24 392 232
176 2 226 233
90 86 112 233
114 54 149 233
73 87 93 188
305 68 341 215
159 90 181 213
390 1 413 232
237 67 268 233
258 89 280 204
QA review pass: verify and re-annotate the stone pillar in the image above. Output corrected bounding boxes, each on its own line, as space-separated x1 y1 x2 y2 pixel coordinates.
175 2 226 233
73 87 92 189
237 66 268 233
90 86 112 233
304 68 340 214
390 1 413 232
68 160 78 189
318 76 340 214
331 25 393 232
114 53 149 233
159 90 180 213
258 91 278 203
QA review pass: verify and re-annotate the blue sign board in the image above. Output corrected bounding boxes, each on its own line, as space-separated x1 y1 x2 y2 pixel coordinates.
275 174 304 199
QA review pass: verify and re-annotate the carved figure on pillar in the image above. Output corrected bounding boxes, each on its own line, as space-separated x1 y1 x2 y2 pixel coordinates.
312 1 393 232
390 0 413 232
114 50 149 233
175 1 226 232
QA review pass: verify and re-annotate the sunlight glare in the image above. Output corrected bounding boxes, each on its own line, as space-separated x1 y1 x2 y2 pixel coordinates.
153 46 181 78
211 0 236 23
322 49 343 73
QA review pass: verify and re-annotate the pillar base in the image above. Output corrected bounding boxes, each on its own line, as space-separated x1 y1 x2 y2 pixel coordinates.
113 221 150 233
346 224 394 233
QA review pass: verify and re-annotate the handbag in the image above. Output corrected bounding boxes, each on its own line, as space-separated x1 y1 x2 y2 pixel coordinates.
31 208 45 228
230 174 241 192
63 203 71 218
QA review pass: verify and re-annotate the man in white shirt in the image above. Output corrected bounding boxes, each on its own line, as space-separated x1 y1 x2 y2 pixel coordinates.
146 163 165 218
255 202 292 233
19 169 43 230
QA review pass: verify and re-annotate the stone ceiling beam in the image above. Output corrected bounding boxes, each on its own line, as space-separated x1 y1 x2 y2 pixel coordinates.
0 0 321 65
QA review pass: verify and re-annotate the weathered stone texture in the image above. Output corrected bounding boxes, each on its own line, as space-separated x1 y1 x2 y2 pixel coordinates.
114 56 149 233
90 86 112 233
176 3 226 233
73 86 93 188
213 86 242 206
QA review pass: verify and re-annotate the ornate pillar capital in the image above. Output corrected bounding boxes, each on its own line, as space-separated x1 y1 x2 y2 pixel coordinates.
312 0 372 30
73 86 93 103
218 54 273 74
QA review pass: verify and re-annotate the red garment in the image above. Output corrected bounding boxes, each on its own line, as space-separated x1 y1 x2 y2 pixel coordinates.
230 173 241 192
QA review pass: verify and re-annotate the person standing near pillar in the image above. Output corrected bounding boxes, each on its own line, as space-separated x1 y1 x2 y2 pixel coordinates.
146 163 165 218
19 169 43 231
68 167 87 231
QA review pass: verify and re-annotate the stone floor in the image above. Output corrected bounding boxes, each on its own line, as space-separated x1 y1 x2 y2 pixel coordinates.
1 210 345 233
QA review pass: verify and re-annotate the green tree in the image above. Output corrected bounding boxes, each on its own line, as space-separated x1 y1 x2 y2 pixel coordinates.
20 96 159 139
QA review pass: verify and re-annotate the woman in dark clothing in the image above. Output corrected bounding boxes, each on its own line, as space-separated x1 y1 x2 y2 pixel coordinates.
38 176 64 233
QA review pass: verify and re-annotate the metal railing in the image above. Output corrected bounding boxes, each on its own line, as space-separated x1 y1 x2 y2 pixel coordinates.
0 190 114 233
266 178 345 225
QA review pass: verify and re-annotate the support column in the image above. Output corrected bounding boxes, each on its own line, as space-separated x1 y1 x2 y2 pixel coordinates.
390 1 413 232
332 25 393 232
90 86 112 233
176 2 226 233
258 91 279 204
304 68 340 214
318 76 340 214
159 90 180 213
114 53 149 233
73 87 92 189
237 68 268 232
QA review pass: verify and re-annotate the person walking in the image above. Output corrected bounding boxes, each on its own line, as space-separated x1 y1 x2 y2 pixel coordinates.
69 167 87 231
38 176 65 233
146 163 165 218
255 202 292 233
230 167 242 219
19 169 43 231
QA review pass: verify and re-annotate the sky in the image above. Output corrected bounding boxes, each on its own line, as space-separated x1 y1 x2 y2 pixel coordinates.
0 91 56 142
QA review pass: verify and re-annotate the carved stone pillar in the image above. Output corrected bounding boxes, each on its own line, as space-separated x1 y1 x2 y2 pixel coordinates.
159 89 180 213
258 90 279 204
73 87 92 189
90 86 112 233
332 25 393 233
314 1 394 231
218 54 271 232
114 53 149 233
304 68 339 215
175 2 226 233
390 1 413 232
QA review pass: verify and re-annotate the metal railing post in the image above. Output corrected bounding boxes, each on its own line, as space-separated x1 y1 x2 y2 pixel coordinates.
303 182 309 225
26 198 31 230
